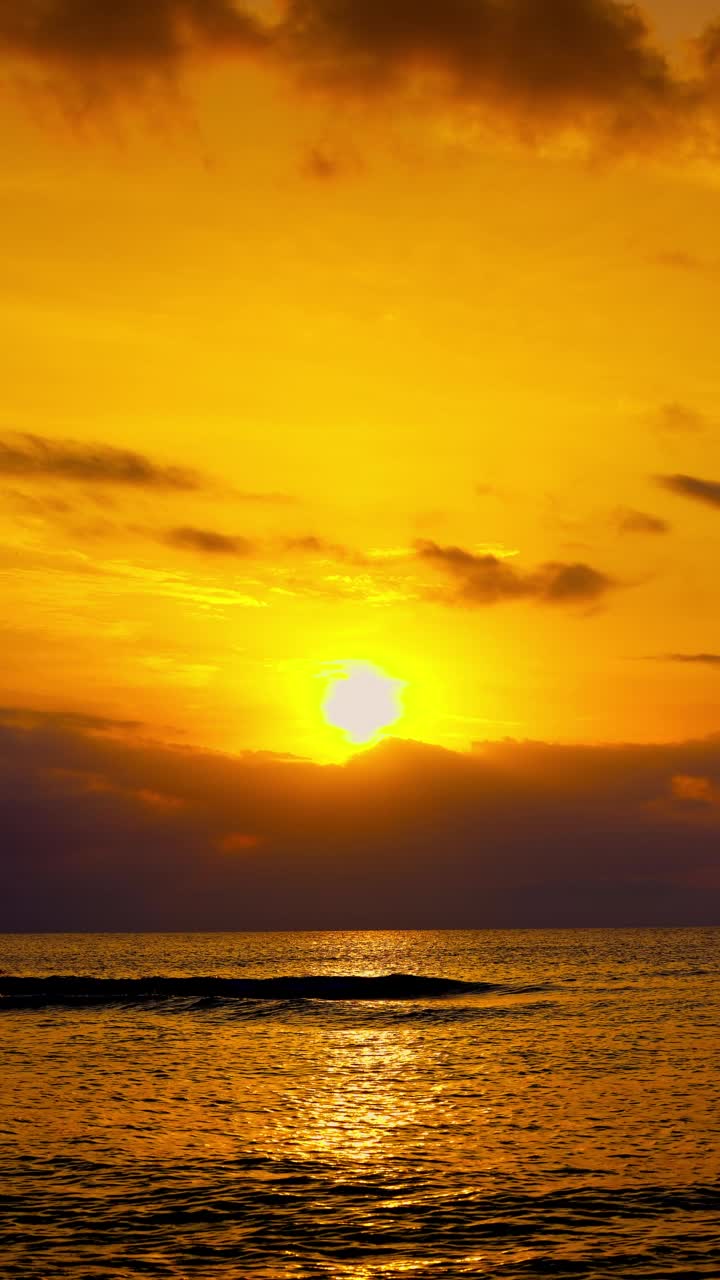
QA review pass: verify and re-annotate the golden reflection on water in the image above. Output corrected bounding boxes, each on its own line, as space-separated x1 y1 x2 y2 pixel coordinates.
226 1015 439 1174
290 1025 421 1165
223 929 472 1171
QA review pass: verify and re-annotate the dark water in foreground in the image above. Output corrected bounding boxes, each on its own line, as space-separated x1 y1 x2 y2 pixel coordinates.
1 930 718 1278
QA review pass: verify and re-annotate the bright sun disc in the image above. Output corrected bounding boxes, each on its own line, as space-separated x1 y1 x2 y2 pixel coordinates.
322 662 404 744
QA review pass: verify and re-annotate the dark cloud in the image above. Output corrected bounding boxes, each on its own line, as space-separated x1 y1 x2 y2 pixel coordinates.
651 250 707 272
274 1 720 153
284 534 337 552
416 541 528 604
2 0 719 151
652 403 708 433
2 716 720 929
0 0 267 70
415 540 615 607
303 146 340 178
536 561 612 603
165 526 254 554
280 0 674 111
659 653 720 667
283 534 358 560
0 432 204 490
0 706 145 733
658 473 720 509
695 19 720 77
617 508 670 535
164 528 350 557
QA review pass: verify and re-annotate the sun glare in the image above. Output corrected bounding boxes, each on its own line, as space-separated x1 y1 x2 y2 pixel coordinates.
322 662 404 745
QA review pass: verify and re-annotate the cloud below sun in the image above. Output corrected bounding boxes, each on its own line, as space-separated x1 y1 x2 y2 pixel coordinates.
2 708 720 929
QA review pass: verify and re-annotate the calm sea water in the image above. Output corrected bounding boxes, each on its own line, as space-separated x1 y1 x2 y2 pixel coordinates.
1 929 718 1278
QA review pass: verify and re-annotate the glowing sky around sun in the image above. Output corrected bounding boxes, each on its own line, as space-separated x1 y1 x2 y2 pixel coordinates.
1 0 719 762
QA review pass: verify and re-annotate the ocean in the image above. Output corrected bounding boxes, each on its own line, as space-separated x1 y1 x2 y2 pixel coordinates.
1 929 718 1278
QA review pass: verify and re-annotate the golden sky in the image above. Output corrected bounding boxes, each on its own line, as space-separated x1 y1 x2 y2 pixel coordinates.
2 0 720 764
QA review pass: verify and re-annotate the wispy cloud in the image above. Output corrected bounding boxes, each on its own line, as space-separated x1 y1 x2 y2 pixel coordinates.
0 706 145 734
658 474 720 509
233 490 298 505
651 250 708 272
164 526 255 555
0 432 204 490
656 653 720 667
302 146 340 179
415 540 615 608
616 508 670 535
652 403 709 434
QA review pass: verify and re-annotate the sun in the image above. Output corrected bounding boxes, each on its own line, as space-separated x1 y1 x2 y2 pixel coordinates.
322 662 405 744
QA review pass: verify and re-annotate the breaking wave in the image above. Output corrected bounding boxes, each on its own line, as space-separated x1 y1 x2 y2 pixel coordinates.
0 971 514 1008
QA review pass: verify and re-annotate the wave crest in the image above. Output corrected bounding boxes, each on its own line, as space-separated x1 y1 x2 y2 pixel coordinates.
0 971 495 1007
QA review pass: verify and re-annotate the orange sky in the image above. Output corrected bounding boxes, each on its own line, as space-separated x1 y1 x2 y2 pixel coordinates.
2 0 720 763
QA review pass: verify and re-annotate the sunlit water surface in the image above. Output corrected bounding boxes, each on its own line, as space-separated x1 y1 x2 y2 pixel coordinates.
1 929 718 1278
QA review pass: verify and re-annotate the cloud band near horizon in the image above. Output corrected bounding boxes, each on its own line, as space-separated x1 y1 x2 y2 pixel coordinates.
2 710 719 929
